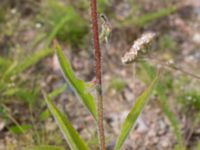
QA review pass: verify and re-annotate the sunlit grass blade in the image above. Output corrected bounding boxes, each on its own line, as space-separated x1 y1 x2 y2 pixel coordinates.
54 42 97 120
44 94 90 150
26 145 65 150
114 75 159 150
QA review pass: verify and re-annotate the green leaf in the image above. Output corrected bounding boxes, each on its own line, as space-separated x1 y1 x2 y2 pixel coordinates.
39 109 50 121
39 85 67 122
25 145 64 150
114 75 159 150
55 43 97 120
9 124 31 134
44 94 90 150
48 84 67 98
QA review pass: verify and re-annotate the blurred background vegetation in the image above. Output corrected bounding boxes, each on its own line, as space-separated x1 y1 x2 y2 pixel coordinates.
0 0 200 150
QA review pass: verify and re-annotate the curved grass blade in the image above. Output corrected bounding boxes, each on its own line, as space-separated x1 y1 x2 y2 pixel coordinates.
44 94 90 150
114 75 159 150
54 42 97 120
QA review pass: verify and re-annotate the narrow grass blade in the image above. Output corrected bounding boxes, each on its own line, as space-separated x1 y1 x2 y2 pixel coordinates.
39 85 67 121
45 13 71 47
14 48 53 75
26 145 64 150
133 6 176 27
44 94 90 150
117 6 176 28
140 61 184 148
55 43 97 120
114 76 159 150
157 85 183 148
9 124 31 134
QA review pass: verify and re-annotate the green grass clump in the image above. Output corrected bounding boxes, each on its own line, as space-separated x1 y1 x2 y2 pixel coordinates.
38 0 88 47
0 47 53 104
177 90 200 111
138 61 184 149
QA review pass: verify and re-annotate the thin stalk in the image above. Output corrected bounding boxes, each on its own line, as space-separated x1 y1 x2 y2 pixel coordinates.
90 0 106 150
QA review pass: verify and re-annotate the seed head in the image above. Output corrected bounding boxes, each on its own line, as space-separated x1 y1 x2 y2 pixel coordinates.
122 31 156 64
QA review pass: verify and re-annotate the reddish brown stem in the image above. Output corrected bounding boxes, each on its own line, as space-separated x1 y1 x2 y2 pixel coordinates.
90 0 106 150
91 0 101 82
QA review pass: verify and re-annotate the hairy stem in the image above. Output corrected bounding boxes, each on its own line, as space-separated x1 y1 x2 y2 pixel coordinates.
90 0 106 149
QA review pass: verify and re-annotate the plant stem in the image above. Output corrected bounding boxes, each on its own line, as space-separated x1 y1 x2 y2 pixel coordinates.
90 0 106 150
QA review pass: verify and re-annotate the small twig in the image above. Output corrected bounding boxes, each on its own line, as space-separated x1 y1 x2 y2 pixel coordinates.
90 0 106 150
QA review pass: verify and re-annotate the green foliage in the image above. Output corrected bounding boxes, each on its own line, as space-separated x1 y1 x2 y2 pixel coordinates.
44 94 90 150
110 78 126 92
55 43 97 120
13 48 53 75
39 85 67 122
139 61 184 149
2 87 39 106
177 90 200 111
0 47 53 103
156 84 184 149
114 75 159 150
39 0 88 47
118 6 176 27
0 106 7 119
97 0 110 13
135 6 176 27
26 145 65 150
197 142 200 150
0 9 5 23
0 56 11 72
39 109 50 122
159 34 178 52
9 124 32 134
48 85 67 100
161 72 173 90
